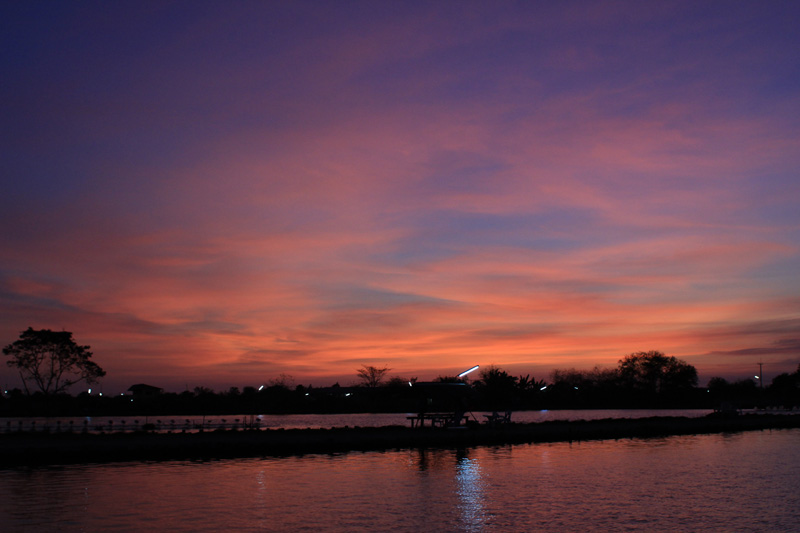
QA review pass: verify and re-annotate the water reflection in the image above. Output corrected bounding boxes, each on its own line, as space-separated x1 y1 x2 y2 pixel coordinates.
411 448 489 530
1 430 799 531
455 451 487 531
254 469 268 530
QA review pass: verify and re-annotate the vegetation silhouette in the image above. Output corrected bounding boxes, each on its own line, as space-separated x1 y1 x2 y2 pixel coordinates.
3 328 105 396
2 329 798 417
356 365 391 387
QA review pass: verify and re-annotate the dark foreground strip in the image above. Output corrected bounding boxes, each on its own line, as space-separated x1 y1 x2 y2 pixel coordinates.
2 414 799 466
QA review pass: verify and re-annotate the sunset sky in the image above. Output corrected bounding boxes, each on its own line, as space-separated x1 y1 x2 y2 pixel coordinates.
2 1 799 393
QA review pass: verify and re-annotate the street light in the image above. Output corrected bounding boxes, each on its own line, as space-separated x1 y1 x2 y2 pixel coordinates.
458 365 480 378
250 385 265 429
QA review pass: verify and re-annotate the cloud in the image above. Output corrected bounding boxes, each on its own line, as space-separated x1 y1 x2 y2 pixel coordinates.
704 340 800 359
2 2 799 391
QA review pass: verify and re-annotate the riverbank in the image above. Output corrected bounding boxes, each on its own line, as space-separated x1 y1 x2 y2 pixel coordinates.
2 413 799 466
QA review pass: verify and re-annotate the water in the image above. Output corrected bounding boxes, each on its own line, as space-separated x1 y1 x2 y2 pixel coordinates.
2 428 798 531
1 409 714 433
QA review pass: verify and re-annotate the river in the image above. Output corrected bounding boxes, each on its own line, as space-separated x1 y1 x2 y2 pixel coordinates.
1 425 798 531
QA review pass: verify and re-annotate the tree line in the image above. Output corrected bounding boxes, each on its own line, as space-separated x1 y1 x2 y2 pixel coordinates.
3 328 799 416
355 351 705 411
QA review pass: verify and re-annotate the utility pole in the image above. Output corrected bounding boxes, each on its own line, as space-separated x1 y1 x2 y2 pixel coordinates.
758 362 764 389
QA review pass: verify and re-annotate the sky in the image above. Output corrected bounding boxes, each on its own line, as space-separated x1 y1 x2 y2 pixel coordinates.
2 1 799 394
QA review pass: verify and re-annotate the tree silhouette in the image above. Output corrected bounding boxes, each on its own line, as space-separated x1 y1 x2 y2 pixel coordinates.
769 364 800 408
618 351 697 394
517 374 546 391
474 366 518 410
356 365 390 387
434 375 467 383
3 327 105 395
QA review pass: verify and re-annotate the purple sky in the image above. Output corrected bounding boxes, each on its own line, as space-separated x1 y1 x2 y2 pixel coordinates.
2 1 799 393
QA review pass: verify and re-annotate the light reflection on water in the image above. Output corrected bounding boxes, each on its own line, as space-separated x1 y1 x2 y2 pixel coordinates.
1 429 799 531
456 454 486 531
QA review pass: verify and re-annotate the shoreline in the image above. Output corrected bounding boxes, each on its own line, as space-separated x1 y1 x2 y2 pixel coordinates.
2 413 799 467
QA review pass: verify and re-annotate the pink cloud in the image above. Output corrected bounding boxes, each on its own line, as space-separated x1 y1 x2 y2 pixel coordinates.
3 2 799 392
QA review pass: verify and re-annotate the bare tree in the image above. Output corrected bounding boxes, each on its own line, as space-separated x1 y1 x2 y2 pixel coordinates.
356 365 391 387
269 373 295 390
3 328 105 395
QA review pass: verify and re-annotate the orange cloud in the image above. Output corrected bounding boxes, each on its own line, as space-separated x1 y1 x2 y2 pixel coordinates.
2 2 799 392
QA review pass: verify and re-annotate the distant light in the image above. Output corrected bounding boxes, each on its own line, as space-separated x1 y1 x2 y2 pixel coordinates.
345 393 351 397
258 385 265 391
540 386 547 391
754 376 760 379
408 381 413 387
305 393 309 396
458 365 480 378
99 392 103 396
88 388 92 394
574 386 579 390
